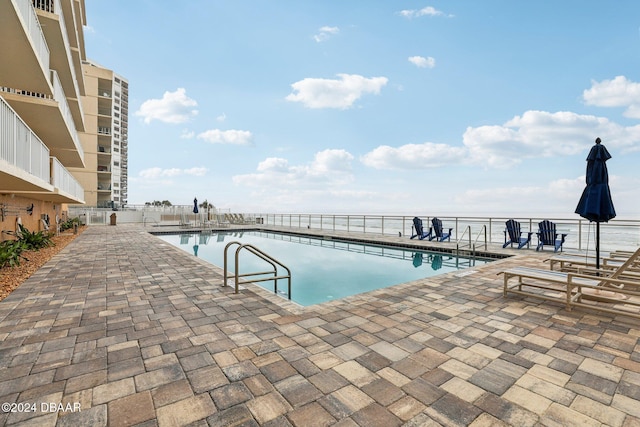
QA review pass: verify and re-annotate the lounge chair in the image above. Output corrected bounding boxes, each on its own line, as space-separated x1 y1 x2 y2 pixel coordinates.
501 247 640 318
410 217 432 240
536 220 567 252
546 250 637 272
430 218 452 242
503 219 532 249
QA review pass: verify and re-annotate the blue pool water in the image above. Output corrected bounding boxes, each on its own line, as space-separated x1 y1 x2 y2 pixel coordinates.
156 231 491 306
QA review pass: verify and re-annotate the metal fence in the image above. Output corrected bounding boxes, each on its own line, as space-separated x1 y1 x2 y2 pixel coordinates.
252 214 640 253
67 206 640 253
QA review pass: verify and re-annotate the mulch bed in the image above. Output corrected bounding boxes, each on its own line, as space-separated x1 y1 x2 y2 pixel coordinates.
0 226 86 302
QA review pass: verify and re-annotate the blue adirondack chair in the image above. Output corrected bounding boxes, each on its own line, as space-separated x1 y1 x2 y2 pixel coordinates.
410 217 432 240
430 218 452 242
536 220 567 252
503 219 532 249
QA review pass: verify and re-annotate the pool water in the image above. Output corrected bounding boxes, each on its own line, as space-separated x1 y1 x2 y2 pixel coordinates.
156 231 491 306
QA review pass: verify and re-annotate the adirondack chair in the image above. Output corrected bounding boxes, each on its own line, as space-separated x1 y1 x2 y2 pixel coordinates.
430 218 452 242
503 219 532 249
410 217 432 240
536 220 567 252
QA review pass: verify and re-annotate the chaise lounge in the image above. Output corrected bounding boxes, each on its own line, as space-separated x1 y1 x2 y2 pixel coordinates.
501 247 640 318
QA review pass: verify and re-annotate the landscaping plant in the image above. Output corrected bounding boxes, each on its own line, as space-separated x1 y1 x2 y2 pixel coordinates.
0 239 28 268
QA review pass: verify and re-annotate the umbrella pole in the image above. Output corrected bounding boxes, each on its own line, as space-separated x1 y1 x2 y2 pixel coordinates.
596 222 600 271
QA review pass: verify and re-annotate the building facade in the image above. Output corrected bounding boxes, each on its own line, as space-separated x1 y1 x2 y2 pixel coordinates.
69 60 129 209
1 0 128 237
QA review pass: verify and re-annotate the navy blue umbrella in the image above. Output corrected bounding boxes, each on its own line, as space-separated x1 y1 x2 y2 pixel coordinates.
193 198 199 214
575 137 616 268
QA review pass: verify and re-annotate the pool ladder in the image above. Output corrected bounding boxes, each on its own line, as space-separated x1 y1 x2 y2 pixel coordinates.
222 241 292 299
456 225 487 259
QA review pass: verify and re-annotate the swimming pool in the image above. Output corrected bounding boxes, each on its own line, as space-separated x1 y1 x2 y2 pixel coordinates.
156 231 492 306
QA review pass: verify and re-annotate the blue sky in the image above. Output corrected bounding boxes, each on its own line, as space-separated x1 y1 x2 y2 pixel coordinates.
85 1 640 217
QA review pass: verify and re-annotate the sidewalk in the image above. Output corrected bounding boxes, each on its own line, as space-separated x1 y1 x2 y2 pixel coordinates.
0 225 638 426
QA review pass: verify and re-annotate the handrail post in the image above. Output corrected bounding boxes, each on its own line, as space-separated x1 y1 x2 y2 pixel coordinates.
578 220 582 251
223 241 243 287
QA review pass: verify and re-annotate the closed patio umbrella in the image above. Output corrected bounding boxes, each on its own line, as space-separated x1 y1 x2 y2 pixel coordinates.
575 137 616 269
193 198 199 214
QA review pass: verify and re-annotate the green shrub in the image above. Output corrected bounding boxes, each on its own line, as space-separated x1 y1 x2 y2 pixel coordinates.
0 239 28 268
17 224 53 250
60 217 81 232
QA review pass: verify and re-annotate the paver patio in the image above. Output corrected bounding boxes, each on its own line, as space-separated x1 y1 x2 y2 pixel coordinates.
0 225 638 426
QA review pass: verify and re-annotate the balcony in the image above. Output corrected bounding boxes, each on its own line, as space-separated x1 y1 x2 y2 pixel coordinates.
0 95 52 193
59 0 86 96
34 0 85 132
1 70 85 168
1 95 84 203
0 0 51 95
50 157 84 202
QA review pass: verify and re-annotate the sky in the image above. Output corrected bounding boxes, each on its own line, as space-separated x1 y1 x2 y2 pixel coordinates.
84 1 640 218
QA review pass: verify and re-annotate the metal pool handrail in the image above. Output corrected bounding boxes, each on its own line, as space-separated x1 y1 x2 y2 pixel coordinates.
223 241 292 299
456 225 487 258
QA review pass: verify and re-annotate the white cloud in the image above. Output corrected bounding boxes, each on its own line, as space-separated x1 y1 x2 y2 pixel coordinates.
583 75 640 118
197 129 253 145
362 110 640 170
183 167 208 176
314 26 339 42
257 157 290 172
180 130 195 139
464 110 637 167
286 74 388 109
135 88 198 124
138 167 208 179
233 149 354 187
408 56 436 68
398 6 447 18
216 113 227 122
361 143 465 170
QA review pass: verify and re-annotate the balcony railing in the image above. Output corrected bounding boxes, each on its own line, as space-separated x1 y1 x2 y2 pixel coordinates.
51 70 84 160
34 0 85 125
32 0 54 13
0 95 50 183
51 157 84 201
15 0 50 76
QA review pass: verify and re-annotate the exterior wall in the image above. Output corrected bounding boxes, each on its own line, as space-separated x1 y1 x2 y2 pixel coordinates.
0 194 63 240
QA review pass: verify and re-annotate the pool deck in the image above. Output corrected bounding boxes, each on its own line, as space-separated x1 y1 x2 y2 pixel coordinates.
0 224 638 426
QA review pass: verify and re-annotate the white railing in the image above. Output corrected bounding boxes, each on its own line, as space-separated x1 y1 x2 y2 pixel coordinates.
51 157 84 201
38 0 85 125
65 206 640 253
14 0 50 77
0 95 50 183
252 214 640 253
50 70 84 160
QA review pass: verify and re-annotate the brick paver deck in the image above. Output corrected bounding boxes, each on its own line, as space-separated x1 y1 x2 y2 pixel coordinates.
0 225 638 426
